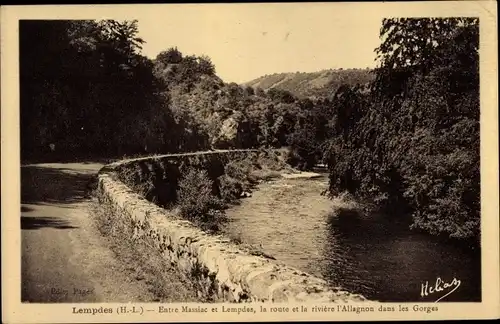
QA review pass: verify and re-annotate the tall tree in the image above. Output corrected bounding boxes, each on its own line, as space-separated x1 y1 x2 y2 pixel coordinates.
325 18 480 241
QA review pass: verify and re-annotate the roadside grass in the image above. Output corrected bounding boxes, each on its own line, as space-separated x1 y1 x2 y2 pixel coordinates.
88 195 204 303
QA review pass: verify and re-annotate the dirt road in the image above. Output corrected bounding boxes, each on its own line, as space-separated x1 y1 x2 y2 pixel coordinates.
21 162 196 303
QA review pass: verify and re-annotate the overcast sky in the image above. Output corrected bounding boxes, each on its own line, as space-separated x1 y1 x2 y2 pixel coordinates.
135 3 384 83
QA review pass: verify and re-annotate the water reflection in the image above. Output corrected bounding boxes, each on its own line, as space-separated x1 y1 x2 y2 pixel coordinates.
222 176 481 302
322 207 481 302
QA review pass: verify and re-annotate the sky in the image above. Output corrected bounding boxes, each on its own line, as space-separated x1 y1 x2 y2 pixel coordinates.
134 3 384 83
4 2 491 84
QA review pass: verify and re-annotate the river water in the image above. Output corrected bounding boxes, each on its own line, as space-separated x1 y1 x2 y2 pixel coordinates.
221 173 481 302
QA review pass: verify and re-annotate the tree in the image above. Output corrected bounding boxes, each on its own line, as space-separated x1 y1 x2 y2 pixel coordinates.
156 47 183 65
255 87 265 97
244 86 255 96
197 55 216 75
372 18 479 100
266 88 295 104
325 18 480 241
20 19 181 159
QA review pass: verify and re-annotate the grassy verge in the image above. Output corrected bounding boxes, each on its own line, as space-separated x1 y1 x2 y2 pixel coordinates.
88 195 205 302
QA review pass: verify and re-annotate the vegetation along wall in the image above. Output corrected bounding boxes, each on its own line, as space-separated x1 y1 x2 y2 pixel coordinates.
96 150 367 302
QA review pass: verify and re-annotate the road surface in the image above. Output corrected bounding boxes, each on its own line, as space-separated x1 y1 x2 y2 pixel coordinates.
21 162 194 303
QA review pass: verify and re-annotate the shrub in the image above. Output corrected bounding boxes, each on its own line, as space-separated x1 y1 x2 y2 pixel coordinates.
224 159 252 182
177 167 224 224
218 175 243 203
116 165 156 202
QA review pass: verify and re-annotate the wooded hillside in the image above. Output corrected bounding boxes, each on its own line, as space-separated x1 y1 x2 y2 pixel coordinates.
243 68 374 99
20 18 479 242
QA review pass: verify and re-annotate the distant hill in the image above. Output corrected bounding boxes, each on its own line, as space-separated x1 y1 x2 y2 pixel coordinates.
243 68 374 98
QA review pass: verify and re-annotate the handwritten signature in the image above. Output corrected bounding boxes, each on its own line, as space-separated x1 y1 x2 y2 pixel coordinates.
420 277 461 302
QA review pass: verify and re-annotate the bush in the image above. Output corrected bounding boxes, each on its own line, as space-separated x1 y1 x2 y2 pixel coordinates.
325 74 479 241
218 175 243 203
224 159 252 182
177 168 225 224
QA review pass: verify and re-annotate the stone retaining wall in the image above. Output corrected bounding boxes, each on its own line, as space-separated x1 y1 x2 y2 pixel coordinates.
96 150 367 303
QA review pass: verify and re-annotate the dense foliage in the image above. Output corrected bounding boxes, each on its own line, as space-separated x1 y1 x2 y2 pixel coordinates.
177 168 225 229
21 20 182 158
21 20 339 163
325 18 480 241
21 18 480 241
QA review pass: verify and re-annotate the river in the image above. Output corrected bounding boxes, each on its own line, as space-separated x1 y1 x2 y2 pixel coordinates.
220 173 481 302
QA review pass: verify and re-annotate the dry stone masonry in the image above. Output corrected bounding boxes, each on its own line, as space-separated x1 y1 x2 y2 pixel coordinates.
96 150 367 303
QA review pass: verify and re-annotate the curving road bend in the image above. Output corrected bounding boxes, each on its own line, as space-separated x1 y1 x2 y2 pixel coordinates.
21 162 165 303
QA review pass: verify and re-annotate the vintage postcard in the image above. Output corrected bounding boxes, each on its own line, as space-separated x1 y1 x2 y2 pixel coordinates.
1 1 499 323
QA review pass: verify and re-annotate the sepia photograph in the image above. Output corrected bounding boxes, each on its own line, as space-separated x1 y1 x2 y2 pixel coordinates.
2 2 499 323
